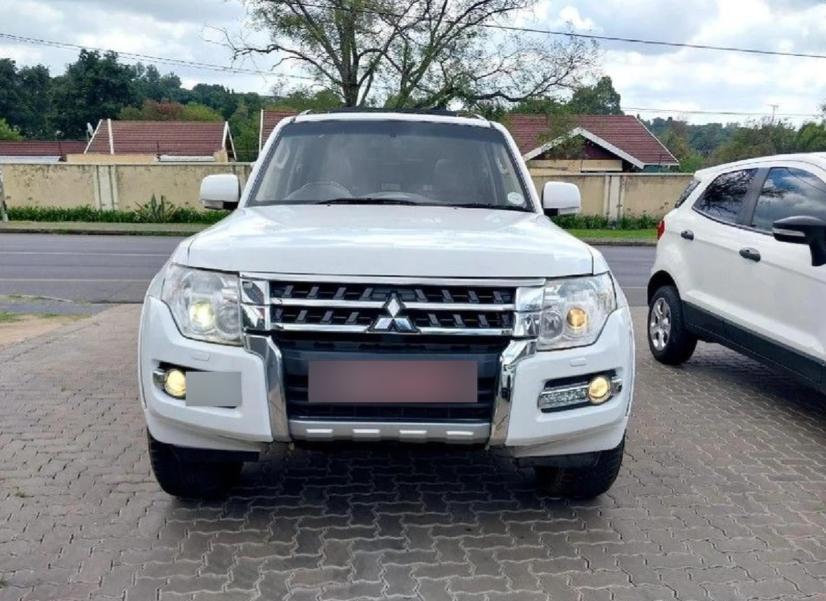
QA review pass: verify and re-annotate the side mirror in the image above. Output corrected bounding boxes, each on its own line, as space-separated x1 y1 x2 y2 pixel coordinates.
542 181 581 216
200 174 240 211
772 215 826 267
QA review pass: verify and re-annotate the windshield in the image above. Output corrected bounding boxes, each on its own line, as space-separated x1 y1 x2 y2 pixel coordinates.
249 119 533 211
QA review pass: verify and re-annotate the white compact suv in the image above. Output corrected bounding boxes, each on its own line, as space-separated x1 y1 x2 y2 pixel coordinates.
138 109 636 500
648 153 826 390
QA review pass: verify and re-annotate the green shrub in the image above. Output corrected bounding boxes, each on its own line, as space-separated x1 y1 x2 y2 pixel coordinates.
135 194 181 223
552 213 659 230
7 203 228 224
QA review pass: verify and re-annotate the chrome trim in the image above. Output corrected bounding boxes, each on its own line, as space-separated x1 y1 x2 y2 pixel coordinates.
419 327 512 337
273 298 385 309
152 368 166 389
289 419 490 444
489 339 537 446
241 279 269 305
241 305 268 330
516 287 544 312
243 334 290 442
240 273 545 288
270 323 515 336
270 298 516 312
513 312 541 338
405 302 515 312
273 323 373 334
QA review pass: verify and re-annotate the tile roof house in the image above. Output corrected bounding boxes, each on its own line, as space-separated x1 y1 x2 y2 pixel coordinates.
75 119 236 163
259 109 301 153
504 114 679 172
0 141 87 164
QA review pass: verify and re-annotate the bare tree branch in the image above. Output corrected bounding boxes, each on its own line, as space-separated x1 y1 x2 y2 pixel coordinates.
233 0 600 108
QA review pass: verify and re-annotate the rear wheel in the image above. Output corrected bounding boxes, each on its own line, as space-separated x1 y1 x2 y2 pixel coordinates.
535 437 625 500
147 431 243 500
648 285 697 365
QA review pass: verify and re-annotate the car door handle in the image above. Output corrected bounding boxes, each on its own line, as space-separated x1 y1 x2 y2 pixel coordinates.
681 230 694 240
739 248 761 262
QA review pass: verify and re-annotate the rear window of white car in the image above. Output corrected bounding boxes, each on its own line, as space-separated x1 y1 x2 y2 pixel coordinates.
675 178 701 208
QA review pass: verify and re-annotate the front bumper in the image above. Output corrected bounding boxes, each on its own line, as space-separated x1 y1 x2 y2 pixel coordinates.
139 296 635 457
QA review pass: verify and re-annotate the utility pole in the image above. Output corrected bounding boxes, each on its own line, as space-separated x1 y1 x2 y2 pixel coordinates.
769 104 779 123
0 166 7 223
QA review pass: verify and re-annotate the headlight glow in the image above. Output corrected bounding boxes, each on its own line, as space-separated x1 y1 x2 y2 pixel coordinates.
538 273 617 351
161 264 242 345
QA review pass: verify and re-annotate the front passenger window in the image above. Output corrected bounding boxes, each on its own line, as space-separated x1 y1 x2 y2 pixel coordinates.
694 169 757 224
751 167 826 232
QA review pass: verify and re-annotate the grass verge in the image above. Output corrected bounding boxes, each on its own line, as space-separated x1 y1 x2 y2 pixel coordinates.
568 228 657 241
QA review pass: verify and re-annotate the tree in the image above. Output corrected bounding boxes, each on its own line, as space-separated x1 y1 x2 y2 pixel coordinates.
711 118 798 165
508 97 566 115
228 102 260 161
180 103 225 121
797 121 826 152
0 59 20 129
270 86 343 111
132 63 186 103
566 76 622 115
120 99 186 121
52 50 137 138
231 0 600 108
0 118 22 141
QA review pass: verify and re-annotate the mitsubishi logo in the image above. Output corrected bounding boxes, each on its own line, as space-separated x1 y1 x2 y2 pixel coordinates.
370 295 418 333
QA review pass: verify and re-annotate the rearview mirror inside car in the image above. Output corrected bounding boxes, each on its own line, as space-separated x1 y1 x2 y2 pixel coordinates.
200 174 241 211
542 181 582 217
772 215 826 267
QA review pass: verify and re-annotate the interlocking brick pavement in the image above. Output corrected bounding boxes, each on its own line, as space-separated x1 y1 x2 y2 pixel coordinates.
1 305 825 601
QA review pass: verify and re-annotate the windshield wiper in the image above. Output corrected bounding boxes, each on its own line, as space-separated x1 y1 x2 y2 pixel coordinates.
312 197 421 206
451 202 530 212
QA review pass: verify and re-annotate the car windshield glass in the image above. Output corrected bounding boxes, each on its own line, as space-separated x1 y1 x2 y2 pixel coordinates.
250 119 533 211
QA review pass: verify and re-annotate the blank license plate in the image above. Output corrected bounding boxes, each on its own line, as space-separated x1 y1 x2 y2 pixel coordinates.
308 360 478 404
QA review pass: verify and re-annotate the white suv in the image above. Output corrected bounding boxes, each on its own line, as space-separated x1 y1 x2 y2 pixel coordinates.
138 109 636 500
648 153 826 390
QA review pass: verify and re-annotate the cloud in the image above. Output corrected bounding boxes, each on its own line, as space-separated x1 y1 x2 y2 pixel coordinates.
0 0 824 123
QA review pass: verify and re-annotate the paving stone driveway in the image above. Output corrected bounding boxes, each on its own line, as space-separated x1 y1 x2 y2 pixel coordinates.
1 305 826 601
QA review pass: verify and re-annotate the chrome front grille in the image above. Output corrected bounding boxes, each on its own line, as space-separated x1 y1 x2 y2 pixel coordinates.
240 275 545 338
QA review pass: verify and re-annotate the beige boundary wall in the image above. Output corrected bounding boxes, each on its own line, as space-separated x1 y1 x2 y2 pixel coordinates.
0 163 693 219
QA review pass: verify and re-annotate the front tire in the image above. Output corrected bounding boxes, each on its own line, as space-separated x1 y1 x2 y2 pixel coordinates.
147 431 243 500
648 285 697 365
535 437 625 500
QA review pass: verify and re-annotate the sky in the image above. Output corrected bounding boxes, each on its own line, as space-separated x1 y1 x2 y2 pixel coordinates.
0 0 825 125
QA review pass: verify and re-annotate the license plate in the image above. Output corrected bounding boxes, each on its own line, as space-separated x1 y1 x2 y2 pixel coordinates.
308 360 478 404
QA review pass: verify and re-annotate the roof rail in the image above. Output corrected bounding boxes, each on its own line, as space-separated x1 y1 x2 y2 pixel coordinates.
299 109 314 115
324 107 486 120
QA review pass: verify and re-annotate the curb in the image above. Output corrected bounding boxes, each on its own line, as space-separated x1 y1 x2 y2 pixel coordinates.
0 225 658 246
0 226 201 237
580 238 657 247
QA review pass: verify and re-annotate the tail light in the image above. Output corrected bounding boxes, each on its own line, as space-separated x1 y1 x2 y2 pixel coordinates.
656 219 665 240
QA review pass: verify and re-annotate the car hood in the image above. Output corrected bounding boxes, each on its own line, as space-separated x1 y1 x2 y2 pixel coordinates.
183 205 595 278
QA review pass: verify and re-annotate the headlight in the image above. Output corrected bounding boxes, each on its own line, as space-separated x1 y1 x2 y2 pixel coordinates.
538 273 617 351
160 264 242 345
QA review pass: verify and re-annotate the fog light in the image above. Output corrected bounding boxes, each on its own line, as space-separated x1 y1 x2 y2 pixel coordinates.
587 375 612 404
163 369 187 398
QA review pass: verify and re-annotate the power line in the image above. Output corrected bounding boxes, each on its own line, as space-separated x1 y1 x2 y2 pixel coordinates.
2 29 825 122
0 32 317 81
623 106 823 118
291 1 826 60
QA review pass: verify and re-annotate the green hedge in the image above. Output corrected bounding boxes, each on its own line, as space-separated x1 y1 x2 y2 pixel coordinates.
7 205 660 230
7 205 228 225
552 213 660 230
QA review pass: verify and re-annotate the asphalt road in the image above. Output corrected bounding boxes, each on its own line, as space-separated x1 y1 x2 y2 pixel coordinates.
0 234 652 309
